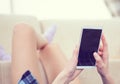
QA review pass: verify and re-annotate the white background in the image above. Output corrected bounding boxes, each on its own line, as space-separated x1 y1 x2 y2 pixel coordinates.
0 0 112 19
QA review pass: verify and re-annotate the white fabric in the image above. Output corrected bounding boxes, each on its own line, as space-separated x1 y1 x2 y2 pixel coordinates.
44 25 57 43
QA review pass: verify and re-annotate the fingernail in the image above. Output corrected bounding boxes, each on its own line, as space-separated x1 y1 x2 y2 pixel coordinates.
93 52 97 56
93 52 95 55
93 52 99 60
43 25 57 43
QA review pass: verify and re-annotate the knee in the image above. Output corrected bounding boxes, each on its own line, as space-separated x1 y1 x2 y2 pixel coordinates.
43 43 60 51
13 23 35 35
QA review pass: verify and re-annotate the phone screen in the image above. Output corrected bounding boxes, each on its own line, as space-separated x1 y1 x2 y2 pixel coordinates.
77 28 102 67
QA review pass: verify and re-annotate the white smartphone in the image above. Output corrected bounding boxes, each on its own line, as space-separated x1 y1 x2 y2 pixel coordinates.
77 28 102 69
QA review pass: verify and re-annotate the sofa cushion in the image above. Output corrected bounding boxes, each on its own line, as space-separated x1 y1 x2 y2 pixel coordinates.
40 19 120 60
0 15 41 54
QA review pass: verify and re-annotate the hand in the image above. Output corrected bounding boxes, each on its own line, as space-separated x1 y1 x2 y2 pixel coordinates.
52 46 83 84
93 34 114 84
94 34 109 77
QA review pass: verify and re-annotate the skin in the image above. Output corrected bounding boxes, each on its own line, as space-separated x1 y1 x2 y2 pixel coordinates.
93 35 114 84
52 46 83 84
11 23 81 84
11 23 114 84
52 35 114 84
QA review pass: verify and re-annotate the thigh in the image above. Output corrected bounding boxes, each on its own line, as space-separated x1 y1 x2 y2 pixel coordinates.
11 24 46 84
39 44 81 84
39 44 67 83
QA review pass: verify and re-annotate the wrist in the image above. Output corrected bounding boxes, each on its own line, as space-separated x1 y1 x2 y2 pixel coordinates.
100 73 114 84
100 71 111 79
101 73 111 79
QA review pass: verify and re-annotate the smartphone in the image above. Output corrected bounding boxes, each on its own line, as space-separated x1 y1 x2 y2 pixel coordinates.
77 28 102 69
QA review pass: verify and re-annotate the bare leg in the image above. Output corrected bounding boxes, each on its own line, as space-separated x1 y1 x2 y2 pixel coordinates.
11 23 81 84
11 24 47 84
38 44 81 84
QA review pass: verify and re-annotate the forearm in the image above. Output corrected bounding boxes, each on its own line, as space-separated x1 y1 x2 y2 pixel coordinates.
101 74 114 84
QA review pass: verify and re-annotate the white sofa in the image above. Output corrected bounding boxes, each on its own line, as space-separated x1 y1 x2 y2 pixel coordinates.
40 20 120 84
0 15 42 84
0 15 120 84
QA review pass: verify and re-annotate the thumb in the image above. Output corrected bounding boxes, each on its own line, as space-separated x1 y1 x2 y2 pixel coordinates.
93 52 104 68
71 45 79 68
68 46 83 80
64 46 79 73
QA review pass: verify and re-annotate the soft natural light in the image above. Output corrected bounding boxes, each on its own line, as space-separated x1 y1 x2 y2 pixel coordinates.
0 0 112 19
0 0 11 14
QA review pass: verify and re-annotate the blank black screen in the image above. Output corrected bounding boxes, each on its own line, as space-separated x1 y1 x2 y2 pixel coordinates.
77 29 102 66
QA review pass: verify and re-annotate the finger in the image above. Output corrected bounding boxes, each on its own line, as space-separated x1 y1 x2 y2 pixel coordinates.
63 46 81 82
72 45 79 66
65 45 79 74
93 52 104 68
98 45 103 52
101 34 108 52
70 45 83 80
101 34 109 63
74 45 79 57
98 51 103 56
65 46 79 74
